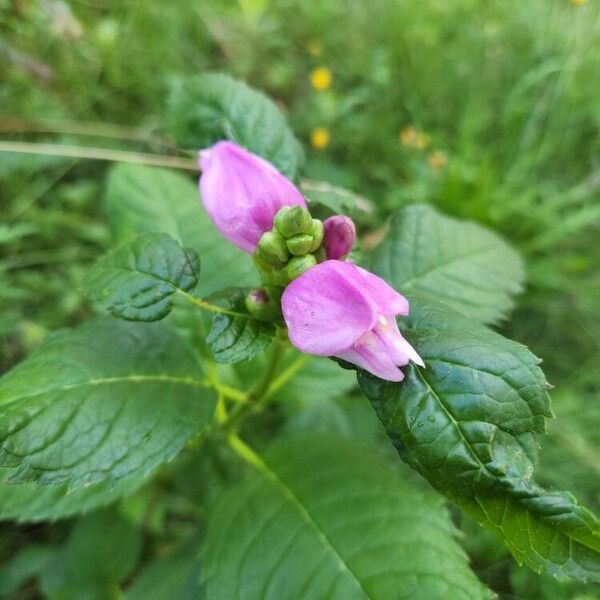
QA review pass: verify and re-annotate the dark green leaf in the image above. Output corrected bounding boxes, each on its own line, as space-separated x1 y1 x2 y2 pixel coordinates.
103 164 256 296
202 436 492 599
0 317 215 488
368 204 524 325
358 297 600 582
167 72 304 179
206 289 274 364
84 233 200 322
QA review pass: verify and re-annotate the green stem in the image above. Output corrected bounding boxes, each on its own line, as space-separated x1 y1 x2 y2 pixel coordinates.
0 116 175 148
264 354 310 401
220 339 287 432
248 339 287 403
177 290 248 318
0 140 199 171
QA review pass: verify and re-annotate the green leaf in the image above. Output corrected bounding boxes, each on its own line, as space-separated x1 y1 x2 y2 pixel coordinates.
368 204 524 325
167 72 304 179
84 233 200 322
537 360 600 513
125 534 202 600
235 352 355 403
275 354 356 402
202 436 492 599
0 544 56 596
206 289 275 364
301 179 374 224
0 468 146 523
39 508 141 600
0 317 215 488
357 297 600 582
103 164 256 296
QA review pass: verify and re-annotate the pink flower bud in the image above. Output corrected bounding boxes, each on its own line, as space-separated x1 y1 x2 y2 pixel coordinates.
199 141 306 253
281 260 424 382
322 215 356 259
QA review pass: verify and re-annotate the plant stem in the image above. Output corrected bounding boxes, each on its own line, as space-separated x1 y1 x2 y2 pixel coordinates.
177 290 249 318
0 140 199 171
263 354 310 400
213 383 246 403
0 116 175 148
220 339 287 432
248 339 287 402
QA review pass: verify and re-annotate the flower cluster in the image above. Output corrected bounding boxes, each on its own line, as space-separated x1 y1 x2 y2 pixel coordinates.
199 141 423 381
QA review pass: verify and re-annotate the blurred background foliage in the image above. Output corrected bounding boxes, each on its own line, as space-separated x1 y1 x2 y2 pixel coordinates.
0 0 599 597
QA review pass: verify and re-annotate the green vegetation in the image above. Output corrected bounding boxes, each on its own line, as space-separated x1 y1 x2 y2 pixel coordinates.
1 0 598 597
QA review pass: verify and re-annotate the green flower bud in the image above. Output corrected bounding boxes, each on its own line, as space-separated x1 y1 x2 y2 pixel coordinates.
314 246 327 263
286 233 314 256
274 206 313 238
308 218 324 252
257 231 289 267
253 250 274 273
286 254 317 280
245 286 283 321
261 265 289 287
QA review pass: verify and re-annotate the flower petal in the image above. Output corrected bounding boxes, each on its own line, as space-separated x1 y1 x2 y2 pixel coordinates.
356 266 409 315
373 315 425 368
335 331 405 382
282 260 376 355
199 141 306 253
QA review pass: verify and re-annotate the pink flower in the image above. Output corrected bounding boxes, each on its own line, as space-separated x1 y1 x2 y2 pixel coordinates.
322 215 356 259
281 260 424 381
199 141 306 253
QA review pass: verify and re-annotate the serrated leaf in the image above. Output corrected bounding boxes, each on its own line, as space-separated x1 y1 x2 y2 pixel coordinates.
368 204 524 325
103 164 256 296
202 436 492 599
0 317 215 488
357 297 600 582
84 233 200 322
0 468 145 523
103 164 257 354
206 289 274 364
167 72 304 179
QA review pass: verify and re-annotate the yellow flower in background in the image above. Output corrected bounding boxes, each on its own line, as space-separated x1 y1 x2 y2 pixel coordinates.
415 132 431 150
571 0 587 5
311 127 331 150
310 67 332 91
307 40 323 57
399 126 431 150
399 126 417 146
428 150 447 170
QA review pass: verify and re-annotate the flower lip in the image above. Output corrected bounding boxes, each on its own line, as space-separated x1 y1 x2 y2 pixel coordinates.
281 260 422 381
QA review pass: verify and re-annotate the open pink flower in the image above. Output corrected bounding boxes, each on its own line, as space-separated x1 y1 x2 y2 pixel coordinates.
199 141 306 253
281 260 424 381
